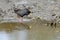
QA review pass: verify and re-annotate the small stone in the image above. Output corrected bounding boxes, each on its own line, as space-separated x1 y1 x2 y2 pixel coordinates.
29 26 32 29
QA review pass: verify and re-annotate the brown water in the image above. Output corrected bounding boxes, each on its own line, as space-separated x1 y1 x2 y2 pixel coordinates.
28 19 60 40
0 19 60 40
0 22 30 32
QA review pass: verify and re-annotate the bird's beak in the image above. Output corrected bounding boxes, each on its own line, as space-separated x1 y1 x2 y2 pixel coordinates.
28 13 33 17
28 14 36 20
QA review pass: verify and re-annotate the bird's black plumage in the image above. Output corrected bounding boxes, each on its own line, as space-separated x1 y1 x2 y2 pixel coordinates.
14 8 31 17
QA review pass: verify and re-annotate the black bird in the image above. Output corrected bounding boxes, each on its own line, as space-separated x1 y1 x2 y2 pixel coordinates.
14 8 31 17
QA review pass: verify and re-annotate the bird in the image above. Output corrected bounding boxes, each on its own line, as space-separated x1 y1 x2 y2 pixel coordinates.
14 8 31 17
14 7 31 22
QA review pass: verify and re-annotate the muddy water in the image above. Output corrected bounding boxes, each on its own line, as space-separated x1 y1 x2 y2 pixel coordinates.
28 19 60 40
0 19 60 40
0 22 30 40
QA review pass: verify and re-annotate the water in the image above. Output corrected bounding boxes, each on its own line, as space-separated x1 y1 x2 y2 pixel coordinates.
28 19 60 40
0 19 60 40
0 22 29 40
0 30 28 40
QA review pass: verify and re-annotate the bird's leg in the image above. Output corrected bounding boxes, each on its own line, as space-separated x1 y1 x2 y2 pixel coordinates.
17 15 24 23
20 17 23 22
17 17 23 23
